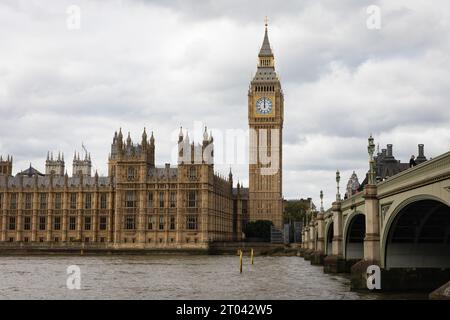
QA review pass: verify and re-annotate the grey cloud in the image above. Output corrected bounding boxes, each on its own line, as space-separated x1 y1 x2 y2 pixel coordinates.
1 0 450 207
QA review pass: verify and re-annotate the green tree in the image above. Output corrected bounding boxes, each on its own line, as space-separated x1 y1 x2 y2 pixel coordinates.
283 199 311 223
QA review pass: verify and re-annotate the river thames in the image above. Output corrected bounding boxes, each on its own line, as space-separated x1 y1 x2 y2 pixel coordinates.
0 255 426 300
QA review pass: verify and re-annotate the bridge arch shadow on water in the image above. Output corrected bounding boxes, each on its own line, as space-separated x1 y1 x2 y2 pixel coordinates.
383 198 450 269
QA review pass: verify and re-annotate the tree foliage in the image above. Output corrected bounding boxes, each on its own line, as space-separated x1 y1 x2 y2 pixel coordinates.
283 199 311 223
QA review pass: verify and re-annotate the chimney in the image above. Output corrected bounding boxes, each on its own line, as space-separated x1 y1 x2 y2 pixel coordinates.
418 144 424 157
416 144 427 164
387 144 393 157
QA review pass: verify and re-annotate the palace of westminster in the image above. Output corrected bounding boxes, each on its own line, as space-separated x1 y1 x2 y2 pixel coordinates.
0 24 284 249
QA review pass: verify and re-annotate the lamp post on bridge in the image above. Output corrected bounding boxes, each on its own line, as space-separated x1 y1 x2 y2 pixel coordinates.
363 134 380 263
336 170 341 201
323 170 345 273
311 190 326 265
350 135 382 290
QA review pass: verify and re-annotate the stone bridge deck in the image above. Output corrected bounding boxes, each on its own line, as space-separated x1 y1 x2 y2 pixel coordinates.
301 149 450 291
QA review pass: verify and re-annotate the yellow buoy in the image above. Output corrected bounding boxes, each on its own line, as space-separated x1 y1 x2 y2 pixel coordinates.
239 249 243 273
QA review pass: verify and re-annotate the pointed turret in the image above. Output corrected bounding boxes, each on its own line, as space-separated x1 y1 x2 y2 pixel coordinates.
202 126 210 152
117 128 123 149
127 132 132 146
320 190 324 213
150 131 155 145
142 127 148 147
259 19 274 58
203 126 209 142
178 126 184 143
258 18 275 68
148 130 155 167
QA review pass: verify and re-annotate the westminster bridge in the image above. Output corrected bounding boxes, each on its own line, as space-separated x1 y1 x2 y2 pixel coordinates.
300 136 450 291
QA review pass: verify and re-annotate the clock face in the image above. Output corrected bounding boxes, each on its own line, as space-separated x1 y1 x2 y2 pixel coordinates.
256 97 273 115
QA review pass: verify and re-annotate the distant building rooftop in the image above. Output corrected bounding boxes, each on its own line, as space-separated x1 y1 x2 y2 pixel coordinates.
16 165 44 177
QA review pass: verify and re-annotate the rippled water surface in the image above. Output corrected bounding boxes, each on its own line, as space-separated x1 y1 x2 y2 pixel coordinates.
0 255 427 299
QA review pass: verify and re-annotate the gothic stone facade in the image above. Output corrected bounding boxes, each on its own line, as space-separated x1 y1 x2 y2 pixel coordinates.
0 128 242 249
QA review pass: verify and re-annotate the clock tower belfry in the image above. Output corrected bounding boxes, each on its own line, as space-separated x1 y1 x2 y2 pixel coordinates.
248 22 284 230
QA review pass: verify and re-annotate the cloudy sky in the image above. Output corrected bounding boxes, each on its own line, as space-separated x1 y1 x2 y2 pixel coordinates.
1 0 450 208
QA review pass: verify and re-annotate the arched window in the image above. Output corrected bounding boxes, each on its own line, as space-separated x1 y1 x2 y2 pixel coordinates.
188 166 197 180
125 191 136 208
127 167 136 181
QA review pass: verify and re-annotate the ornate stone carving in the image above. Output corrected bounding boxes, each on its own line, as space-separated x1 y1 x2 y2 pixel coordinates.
380 202 392 225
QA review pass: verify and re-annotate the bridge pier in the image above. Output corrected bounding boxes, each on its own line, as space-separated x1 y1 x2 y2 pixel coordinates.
323 201 348 273
363 184 380 263
310 252 324 265
323 255 349 273
304 222 315 261
350 183 382 289
350 259 379 290
299 231 306 257
311 212 325 265
302 227 310 259
303 250 313 261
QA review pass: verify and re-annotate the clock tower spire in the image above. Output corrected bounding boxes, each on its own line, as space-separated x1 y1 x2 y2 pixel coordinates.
258 18 274 68
248 21 284 231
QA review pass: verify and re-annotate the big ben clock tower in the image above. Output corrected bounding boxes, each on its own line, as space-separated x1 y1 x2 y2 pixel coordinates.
248 21 284 230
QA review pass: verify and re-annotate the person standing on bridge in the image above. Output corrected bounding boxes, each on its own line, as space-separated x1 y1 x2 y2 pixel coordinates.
409 155 417 168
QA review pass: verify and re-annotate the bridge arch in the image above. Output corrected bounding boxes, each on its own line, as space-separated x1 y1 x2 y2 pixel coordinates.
382 194 450 269
343 211 365 260
325 221 333 255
